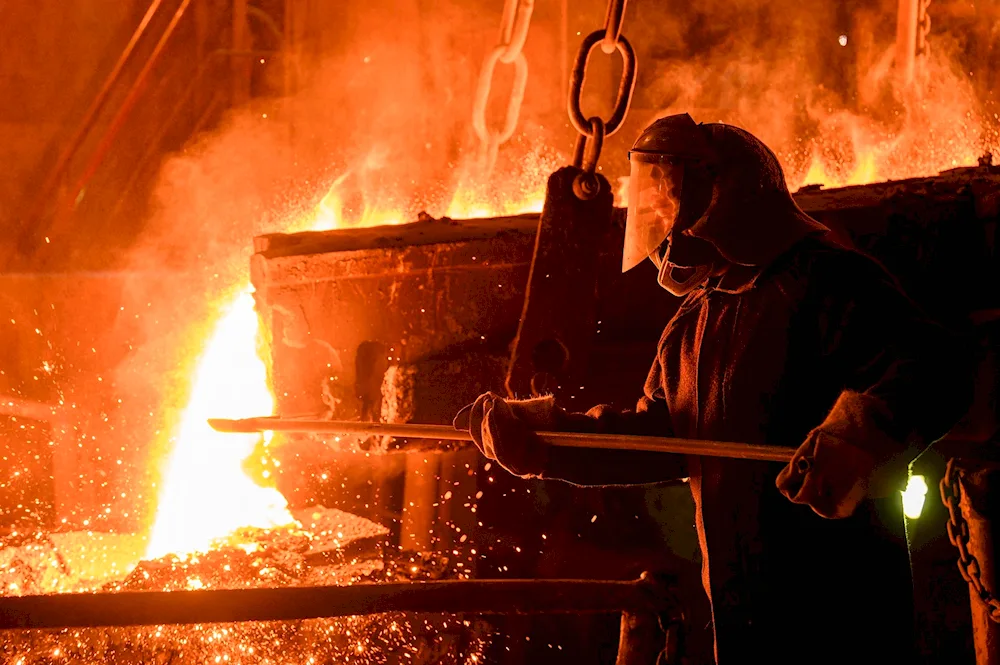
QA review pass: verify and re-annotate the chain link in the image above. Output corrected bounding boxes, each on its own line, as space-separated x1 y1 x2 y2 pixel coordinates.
568 30 636 138
601 0 627 55
940 458 1000 622
471 0 534 174
566 0 636 199
573 117 605 173
497 0 534 63
916 0 932 58
571 117 606 200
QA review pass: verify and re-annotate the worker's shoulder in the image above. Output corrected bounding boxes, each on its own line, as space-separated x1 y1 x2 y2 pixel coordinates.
781 234 895 285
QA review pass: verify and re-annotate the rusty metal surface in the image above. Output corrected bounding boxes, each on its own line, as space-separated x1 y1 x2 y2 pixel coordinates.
381 355 509 440
252 217 539 423
954 461 1000 665
253 214 539 257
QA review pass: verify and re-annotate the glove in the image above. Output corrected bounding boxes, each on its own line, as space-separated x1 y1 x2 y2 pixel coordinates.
776 430 877 519
453 392 558 478
776 391 911 519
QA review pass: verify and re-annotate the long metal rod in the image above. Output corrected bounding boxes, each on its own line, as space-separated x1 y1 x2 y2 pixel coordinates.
208 417 794 463
0 578 662 630
895 0 919 85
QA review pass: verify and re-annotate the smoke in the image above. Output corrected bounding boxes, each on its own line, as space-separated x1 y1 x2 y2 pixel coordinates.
106 0 567 529
631 0 993 189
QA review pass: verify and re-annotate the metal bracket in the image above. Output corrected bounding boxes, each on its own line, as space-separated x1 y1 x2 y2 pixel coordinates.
506 165 614 399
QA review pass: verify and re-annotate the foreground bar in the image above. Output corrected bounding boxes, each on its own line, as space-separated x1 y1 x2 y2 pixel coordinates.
0 577 671 630
208 417 795 463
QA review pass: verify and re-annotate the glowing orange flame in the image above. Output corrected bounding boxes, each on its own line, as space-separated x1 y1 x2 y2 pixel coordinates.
145 149 552 559
799 149 879 189
146 290 294 559
445 179 545 219
444 148 555 219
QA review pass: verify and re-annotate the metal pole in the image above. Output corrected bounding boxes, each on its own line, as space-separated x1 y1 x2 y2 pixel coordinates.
400 452 439 552
895 0 919 85
0 577 667 630
232 0 251 104
207 417 795 463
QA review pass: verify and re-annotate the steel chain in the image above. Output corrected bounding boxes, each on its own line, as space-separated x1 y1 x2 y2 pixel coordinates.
567 0 636 199
497 0 533 63
571 117 605 200
573 117 605 173
916 0 932 58
940 458 1000 622
601 0 627 55
471 0 534 174
568 28 636 138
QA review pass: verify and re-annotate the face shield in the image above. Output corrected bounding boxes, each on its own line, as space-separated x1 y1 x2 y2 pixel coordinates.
623 155 685 273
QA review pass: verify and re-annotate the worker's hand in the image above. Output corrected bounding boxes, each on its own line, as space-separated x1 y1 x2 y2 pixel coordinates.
453 392 558 478
775 431 878 519
776 391 911 519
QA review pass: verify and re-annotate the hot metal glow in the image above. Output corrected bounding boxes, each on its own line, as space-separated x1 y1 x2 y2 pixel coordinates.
145 291 295 560
144 143 555 561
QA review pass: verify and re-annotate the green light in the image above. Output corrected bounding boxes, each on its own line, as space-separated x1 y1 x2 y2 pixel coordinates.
901 475 928 519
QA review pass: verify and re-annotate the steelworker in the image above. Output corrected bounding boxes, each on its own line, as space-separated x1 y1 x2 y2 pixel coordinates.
455 114 974 664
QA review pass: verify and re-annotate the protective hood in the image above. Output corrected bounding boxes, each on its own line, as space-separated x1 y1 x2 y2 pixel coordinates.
686 123 828 267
